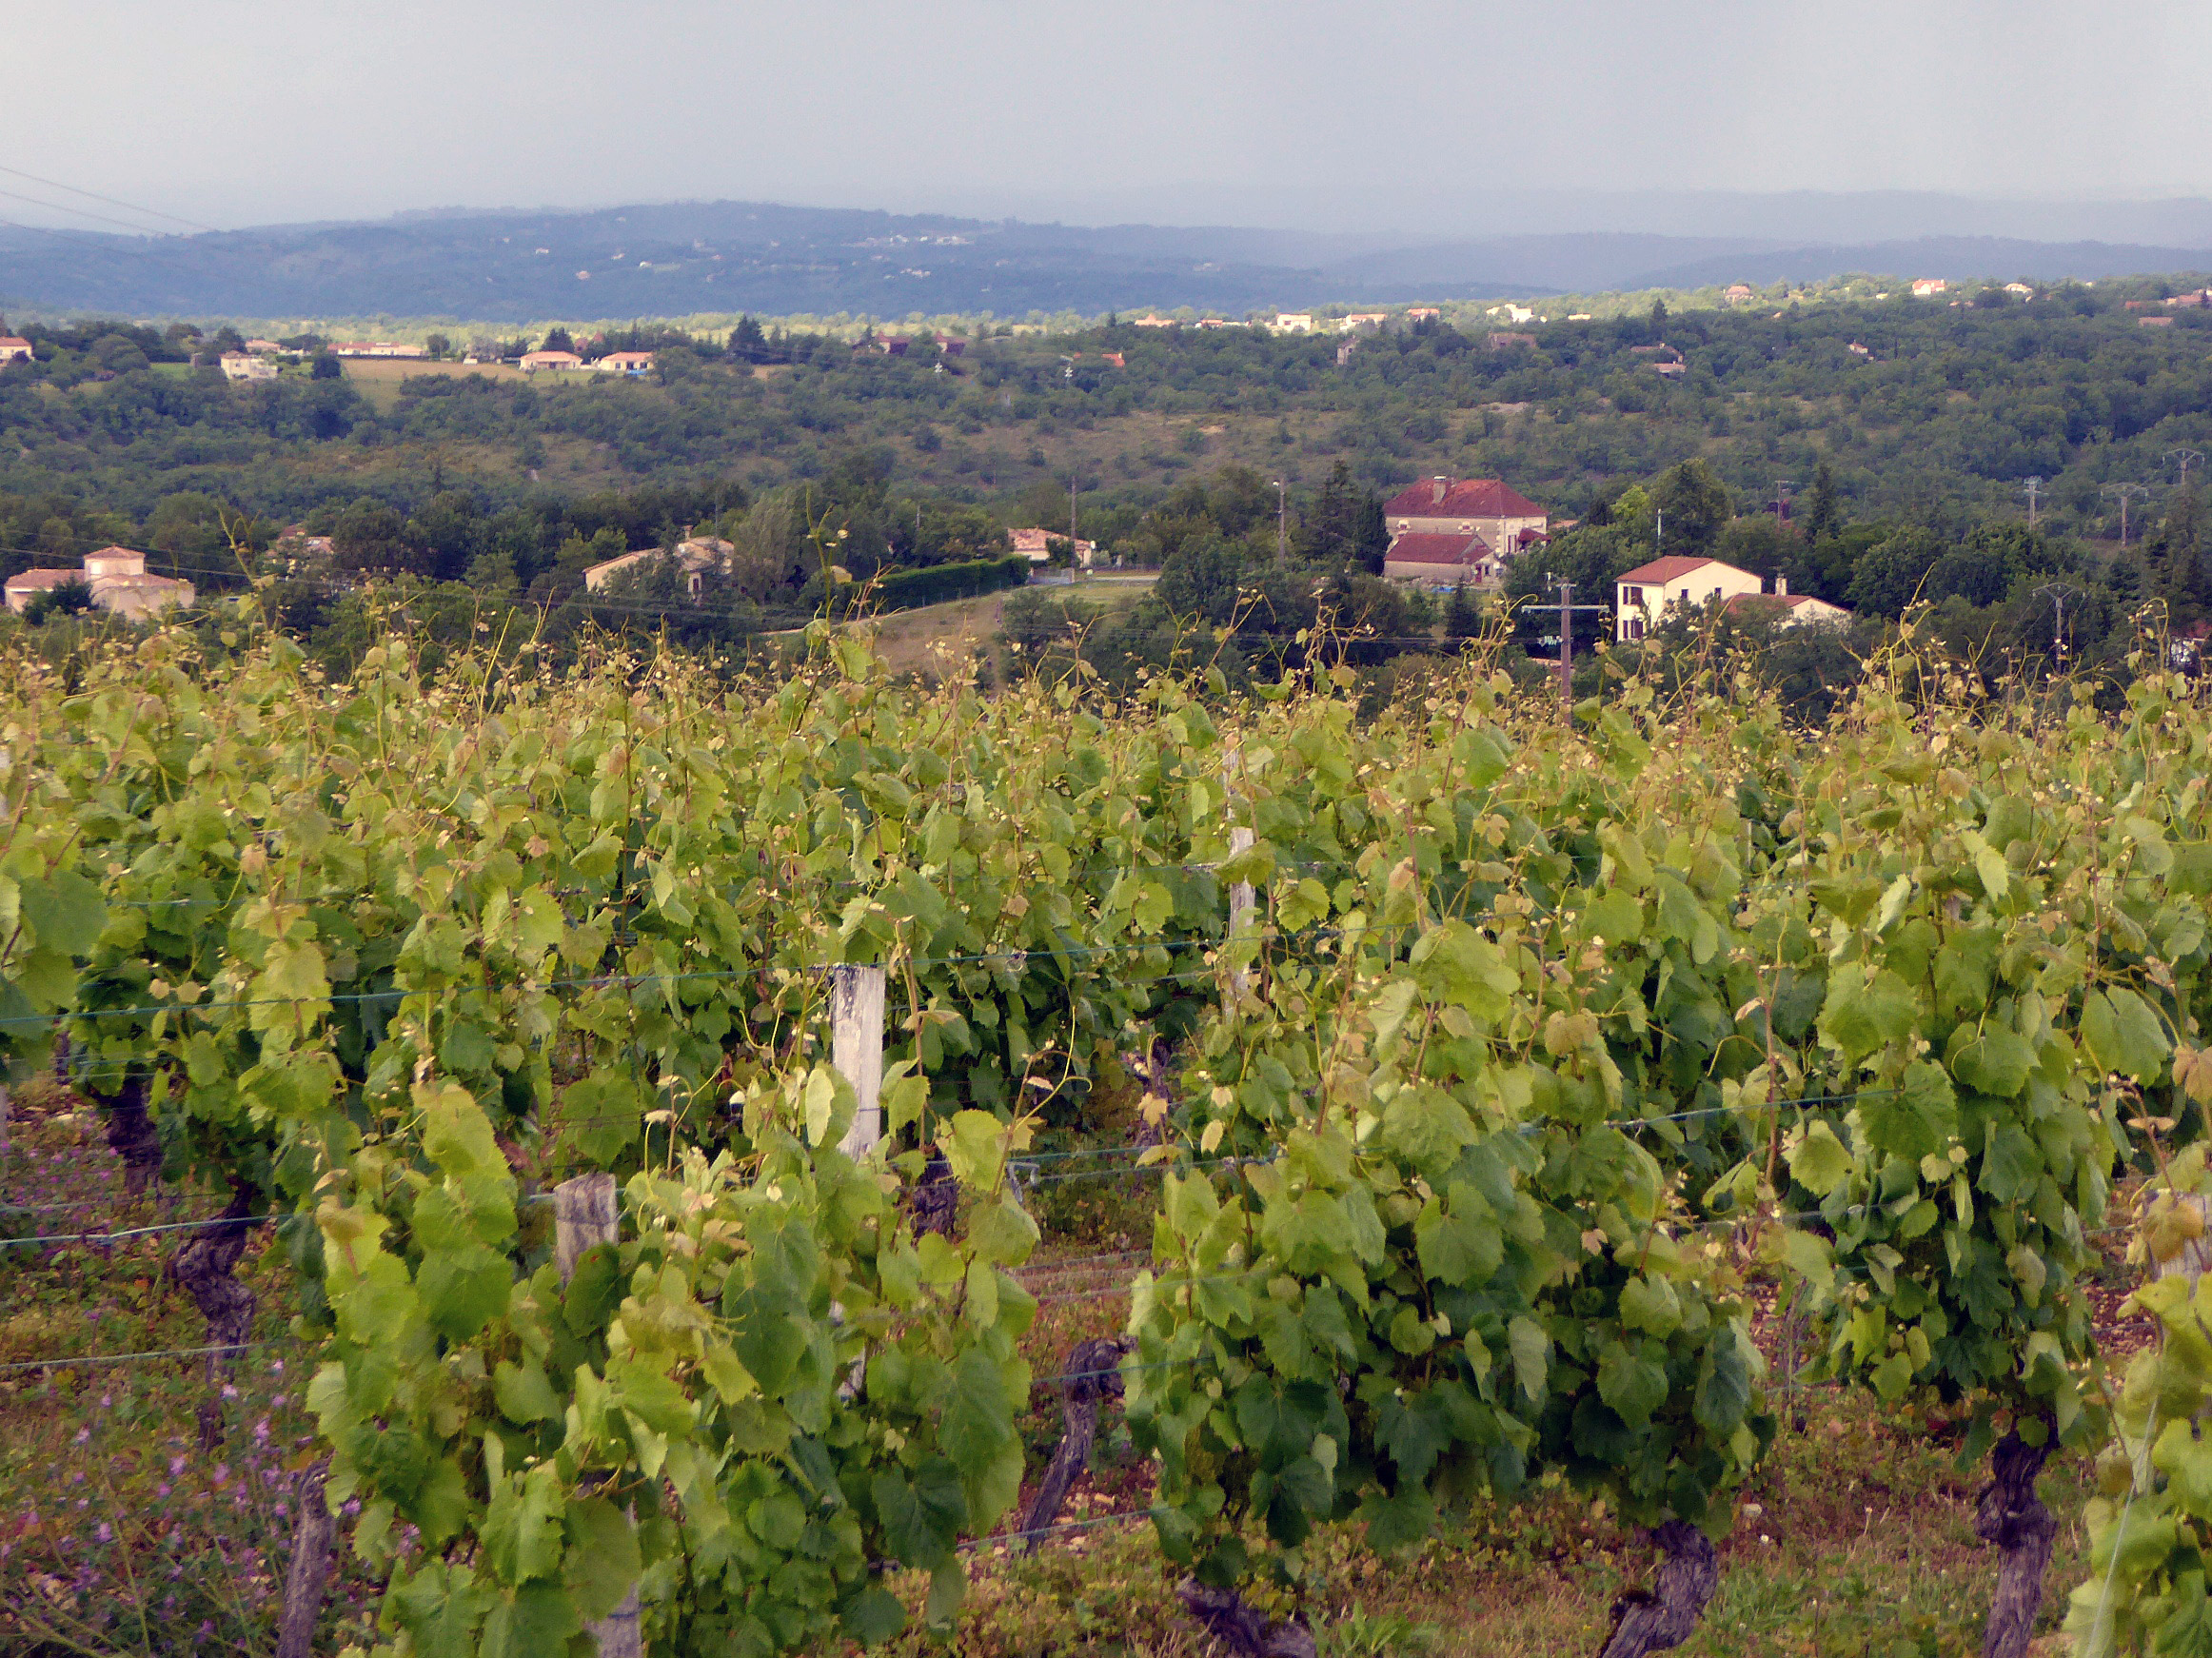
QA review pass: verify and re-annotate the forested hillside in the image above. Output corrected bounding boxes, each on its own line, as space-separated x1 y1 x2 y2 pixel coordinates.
3 282 2212 700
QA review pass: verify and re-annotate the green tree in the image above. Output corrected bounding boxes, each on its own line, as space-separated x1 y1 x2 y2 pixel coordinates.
1651 459 1730 553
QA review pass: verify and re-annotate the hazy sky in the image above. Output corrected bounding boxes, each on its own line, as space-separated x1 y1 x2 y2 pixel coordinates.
5 0 2209 235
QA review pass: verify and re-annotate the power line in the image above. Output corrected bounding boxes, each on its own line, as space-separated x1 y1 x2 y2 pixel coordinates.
0 165 215 234
0 184 176 240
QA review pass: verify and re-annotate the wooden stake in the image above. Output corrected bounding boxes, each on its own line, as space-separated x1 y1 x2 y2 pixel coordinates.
834 963 886 1157
555 1174 641 1658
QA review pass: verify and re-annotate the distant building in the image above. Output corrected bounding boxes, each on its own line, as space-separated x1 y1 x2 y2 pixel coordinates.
1725 579 1851 630
593 350 656 375
1723 284 1755 305
1404 307 1441 323
1847 341 1871 357
5 546 194 621
934 333 968 356
2171 290 2212 308
219 353 279 382
1338 312 1390 332
330 342 427 359
520 350 585 373
0 336 32 365
1486 304 1536 325
583 535 736 595
1382 477 1548 588
1098 350 1124 367
1132 314 1177 328
1384 530 1496 587
1011 527 1096 566
244 338 287 354
1910 278 1947 297
1272 313 1314 334
2141 315 2177 328
2004 283 2034 298
1651 359 1687 377
1614 556 1761 641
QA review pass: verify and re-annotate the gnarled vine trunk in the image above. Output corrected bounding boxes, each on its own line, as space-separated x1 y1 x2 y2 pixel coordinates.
167 1178 260 1448
275 1457 334 1658
94 1071 163 1196
1975 1431 2056 1658
1596 1521 1720 1658
1020 1335 1130 1550
1176 1581 1316 1658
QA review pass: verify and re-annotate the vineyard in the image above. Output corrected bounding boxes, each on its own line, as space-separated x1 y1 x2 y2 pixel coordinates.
3 602 2212 1658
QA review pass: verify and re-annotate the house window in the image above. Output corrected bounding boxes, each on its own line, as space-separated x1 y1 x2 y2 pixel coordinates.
1624 586 1643 606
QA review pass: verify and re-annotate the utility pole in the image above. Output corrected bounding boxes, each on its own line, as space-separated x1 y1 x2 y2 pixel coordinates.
2032 582 2075 673
1771 478 1794 529
1555 577 1573 716
1068 475 1080 576
2103 482 2151 547
1655 507 1664 552
2168 447 2205 488
2020 475 2043 527
1273 480 1288 560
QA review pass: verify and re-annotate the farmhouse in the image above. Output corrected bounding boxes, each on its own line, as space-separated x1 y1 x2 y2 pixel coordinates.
594 350 656 375
1724 583 1852 629
330 342 427 359
1910 278 1947 297
4 546 194 621
1271 313 1314 335
520 350 585 373
0 336 35 365
583 535 737 595
1011 527 1096 566
219 353 279 382
1382 477 1548 587
1613 556 1761 641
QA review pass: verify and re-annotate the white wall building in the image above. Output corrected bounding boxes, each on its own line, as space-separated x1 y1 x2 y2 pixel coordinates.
1613 556 1763 641
5 546 194 620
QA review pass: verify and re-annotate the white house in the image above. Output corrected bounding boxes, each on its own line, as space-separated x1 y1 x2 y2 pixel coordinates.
5 546 194 621
1271 313 1314 335
0 336 33 365
1726 581 1852 630
1613 556 1762 641
1011 527 1096 567
219 353 279 382
330 342 427 359
583 536 737 595
593 351 656 375
520 350 585 373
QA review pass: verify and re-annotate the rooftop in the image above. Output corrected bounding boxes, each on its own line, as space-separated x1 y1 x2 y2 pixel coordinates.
1616 556 1721 584
1383 478 1545 520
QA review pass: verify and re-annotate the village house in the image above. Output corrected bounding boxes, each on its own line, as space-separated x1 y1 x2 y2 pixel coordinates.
244 338 286 354
1613 556 1762 641
520 349 585 373
1404 307 1441 323
593 350 656 375
5 546 194 621
219 353 279 382
1381 477 1548 588
330 342 427 359
0 337 33 365
1337 312 1390 332
1910 278 1948 298
1723 284 1754 305
1271 314 1314 334
582 535 737 595
1132 314 1177 328
1725 580 1852 630
2004 284 2035 299
1011 527 1096 567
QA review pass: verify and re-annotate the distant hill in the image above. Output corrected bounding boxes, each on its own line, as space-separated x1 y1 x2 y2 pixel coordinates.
1621 236 2212 290
1 200 2207 323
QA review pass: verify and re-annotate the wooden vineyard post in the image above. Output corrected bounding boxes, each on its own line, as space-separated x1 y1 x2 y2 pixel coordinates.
557 1174 642 1658
834 963 887 1158
1224 748 1256 996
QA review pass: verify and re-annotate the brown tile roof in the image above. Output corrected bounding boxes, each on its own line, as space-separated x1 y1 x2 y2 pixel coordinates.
1385 531 1491 566
4 568 82 591
1383 479 1545 520
1616 556 1718 583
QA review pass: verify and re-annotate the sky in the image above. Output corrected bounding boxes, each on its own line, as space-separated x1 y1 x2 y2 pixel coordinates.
4 0 2210 237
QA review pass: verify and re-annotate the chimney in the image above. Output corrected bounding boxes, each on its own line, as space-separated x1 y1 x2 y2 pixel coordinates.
1775 574 1788 597
1432 476 1449 504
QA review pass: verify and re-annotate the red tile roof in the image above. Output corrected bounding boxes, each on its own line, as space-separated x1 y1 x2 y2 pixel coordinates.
4 568 81 591
1383 479 1545 520
1384 531 1491 567
1616 556 1718 584
1726 592 1834 615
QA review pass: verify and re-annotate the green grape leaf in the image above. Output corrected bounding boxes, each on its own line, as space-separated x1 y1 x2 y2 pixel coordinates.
1947 1023 2036 1098
1861 1060 1957 1161
2082 988 2169 1083
1619 1273 1683 1338
480 1583 581 1658
1818 963 1917 1064
1595 1341 1669 1429
19 870 106 957
1787 1121 1853 1197
842 1585 908 1646
493 1359 560 1426
563 1496 642 1621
